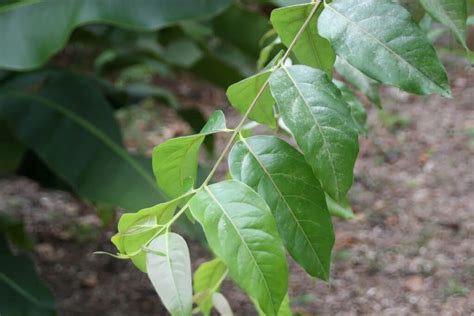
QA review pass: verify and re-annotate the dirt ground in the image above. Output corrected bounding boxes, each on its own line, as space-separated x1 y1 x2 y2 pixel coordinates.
0 62 473 315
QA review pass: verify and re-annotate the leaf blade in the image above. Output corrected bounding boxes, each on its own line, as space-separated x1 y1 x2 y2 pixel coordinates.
229 136 334 280
146 232 192 316
271 3 335 76
189 180 288 316
319 0 451 97
420 0 468 49
269 65 359 202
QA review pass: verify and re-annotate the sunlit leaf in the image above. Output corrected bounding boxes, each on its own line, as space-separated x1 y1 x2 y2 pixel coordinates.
189 180 288 315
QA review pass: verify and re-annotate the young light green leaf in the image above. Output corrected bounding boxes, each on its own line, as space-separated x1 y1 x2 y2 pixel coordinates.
333 80 368 135
212 293 234 316
334 57 381 107
152 110 226 198
277 295 292 316
420 0 468 49
319 0 451 97
193 258 228 316
326 194 355 220
226 71 275 127
146 232 192 316
271 3 335 76
189 180 288 316
112 200 177 272
229 136 334 280
269 65 359 202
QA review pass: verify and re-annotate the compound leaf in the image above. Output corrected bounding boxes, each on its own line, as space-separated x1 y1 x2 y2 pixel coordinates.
271 3 335 76
189 180 288 316
269 65 359 202
229 136 334 280
146 232 192 316
319 0 451 97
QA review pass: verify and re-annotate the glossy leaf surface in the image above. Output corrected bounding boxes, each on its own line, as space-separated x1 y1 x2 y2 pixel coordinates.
319 0 451 97
229 136 334 279
269 65 359 202
189 180 288 316
147 233 192 316
420 0 468 49
271 3 335 76
334 80 368 135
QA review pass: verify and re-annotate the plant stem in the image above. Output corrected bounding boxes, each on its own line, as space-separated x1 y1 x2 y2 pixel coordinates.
202 0 321 187
164 0 322 229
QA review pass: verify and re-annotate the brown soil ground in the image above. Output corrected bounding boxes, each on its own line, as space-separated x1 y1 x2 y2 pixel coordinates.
0 63 473 315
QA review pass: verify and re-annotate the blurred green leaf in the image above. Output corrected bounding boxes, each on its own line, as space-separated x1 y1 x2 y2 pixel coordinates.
0 70 165 210
0 0 232 69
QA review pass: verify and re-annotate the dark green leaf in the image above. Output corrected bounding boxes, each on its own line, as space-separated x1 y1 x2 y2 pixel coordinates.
189 181 288 316
335 57 381 107
334 80 368 135
271 3 335 76
0 235 55 316
420 0 468 49
229 136 334 280
269 65 359 202
0 0 232 69
319 0 451 97
0 71 164 210
0 122 24 174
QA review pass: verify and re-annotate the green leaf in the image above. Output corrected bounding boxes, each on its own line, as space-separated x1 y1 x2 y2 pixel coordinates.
326 194 355 220
269 65 359 202
319 0 451 97
146 232 192 316
152 111 227 199
193 258 228 316
229 136 334 280
212 293 234 316
334 57 381 107
277 295 292 316
271 3 335 76
0 70 164 210
333 80 368 135
226 71 276 127
420 0 468 49
0 122 24 174
189 180 288 316
112 200 178 272
0 0 232 70
0 235 55 316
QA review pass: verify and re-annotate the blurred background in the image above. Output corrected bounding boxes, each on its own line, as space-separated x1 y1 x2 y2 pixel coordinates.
0 0 473 315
